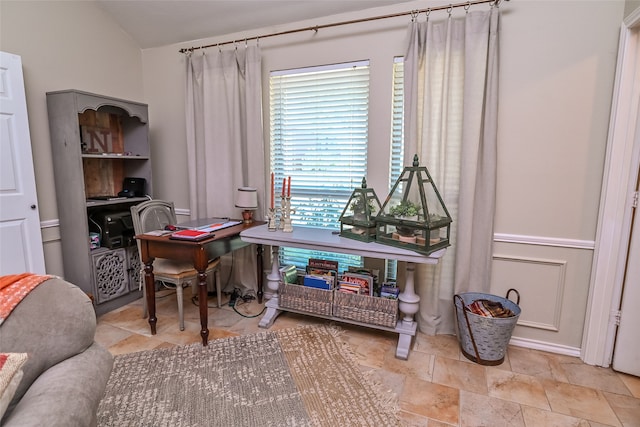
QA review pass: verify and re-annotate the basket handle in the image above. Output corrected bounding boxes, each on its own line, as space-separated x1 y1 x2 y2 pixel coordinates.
454 294 481 363
506 288 520 305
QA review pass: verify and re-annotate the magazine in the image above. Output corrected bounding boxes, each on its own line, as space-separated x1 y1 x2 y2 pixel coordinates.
340 272 373 295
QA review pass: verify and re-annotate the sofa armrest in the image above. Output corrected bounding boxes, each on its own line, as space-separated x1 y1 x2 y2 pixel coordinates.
1 342 113 427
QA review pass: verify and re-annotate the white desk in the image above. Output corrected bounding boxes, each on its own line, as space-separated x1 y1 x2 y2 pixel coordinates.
240 225 446 359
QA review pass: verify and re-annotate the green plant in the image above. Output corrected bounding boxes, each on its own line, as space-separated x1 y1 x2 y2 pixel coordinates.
389 200 420 217
349 198 376 214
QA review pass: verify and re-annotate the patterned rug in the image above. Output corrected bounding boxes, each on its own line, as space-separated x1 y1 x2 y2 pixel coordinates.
97 325 399 426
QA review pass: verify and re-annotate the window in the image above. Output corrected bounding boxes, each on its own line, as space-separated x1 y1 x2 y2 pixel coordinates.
386 57 405 281
390 57 405 189
270 61 370 272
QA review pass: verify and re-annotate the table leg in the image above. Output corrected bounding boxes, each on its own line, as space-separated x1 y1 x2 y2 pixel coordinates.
259 245 282 328
264 245 281 301
394 318 418 360
398 262 420 327
256 244 264 303
197 270 209 345
396 334 413 360
259 299 283 328
396 262 420 358
143 260 157 335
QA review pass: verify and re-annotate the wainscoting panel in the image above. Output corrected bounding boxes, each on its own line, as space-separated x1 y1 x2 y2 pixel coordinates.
491 239 595 351
492 255 567 331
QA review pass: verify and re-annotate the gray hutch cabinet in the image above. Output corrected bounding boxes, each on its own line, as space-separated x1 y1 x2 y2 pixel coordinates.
47 90 152 314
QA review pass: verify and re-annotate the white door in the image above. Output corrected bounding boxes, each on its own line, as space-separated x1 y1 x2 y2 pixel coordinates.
0 51 45 275
612 133 640 377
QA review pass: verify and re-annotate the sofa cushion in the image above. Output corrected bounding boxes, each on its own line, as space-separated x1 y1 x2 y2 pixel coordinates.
0 278 96 410
1 343 113 427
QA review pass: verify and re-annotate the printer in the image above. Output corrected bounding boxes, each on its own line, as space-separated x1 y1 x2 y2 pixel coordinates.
91 211 135 249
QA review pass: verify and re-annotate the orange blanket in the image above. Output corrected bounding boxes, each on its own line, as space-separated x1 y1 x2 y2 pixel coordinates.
0 273 53 325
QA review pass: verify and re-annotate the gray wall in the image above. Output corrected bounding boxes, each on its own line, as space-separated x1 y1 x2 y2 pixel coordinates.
0 0 628 352
142 0 625 352
0 0 145 276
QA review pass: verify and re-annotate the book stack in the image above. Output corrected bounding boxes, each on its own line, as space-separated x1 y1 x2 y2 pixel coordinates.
339 270 373 295
279 265 298 284
380 282 400 300
303 258 338 290
338 267 379 296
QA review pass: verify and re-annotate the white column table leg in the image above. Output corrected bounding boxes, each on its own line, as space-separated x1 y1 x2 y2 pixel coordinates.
396 262 420 357
259 245 282 328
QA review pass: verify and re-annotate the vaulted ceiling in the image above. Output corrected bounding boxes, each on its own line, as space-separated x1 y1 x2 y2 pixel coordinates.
94 0 415 49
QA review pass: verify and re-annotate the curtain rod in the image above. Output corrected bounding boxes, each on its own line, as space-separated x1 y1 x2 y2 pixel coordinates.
178 0 507 54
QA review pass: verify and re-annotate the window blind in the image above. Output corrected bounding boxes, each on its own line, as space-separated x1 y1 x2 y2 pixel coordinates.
386 57 405 281
270 61 370 272
390 57 405 188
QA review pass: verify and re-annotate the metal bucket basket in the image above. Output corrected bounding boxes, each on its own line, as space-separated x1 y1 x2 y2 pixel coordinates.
454 289 521 366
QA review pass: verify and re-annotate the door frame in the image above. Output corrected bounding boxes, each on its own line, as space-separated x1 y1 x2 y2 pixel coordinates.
582 8 640 367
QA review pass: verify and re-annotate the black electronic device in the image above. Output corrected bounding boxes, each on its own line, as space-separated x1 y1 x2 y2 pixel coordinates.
118 177 146 198
91 211 135 249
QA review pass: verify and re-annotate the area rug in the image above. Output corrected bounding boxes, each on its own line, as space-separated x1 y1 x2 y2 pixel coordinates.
97 325 399 426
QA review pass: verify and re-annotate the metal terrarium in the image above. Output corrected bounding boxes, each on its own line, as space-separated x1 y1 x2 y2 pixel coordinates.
339 177 383 242
376 154 452 255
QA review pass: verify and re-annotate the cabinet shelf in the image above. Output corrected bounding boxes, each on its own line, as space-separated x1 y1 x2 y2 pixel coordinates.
81 154 150 160
47 89 151 315
86 196 149 208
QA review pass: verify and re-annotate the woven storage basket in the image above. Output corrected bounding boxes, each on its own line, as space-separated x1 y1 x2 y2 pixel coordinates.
279 282 333 316
333 292 398 328
454 290 521 366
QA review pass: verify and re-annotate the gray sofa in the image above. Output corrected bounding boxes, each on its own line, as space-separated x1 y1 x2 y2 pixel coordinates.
0 277 113 426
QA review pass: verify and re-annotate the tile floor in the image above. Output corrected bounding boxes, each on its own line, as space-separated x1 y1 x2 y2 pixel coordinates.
95 288 640 427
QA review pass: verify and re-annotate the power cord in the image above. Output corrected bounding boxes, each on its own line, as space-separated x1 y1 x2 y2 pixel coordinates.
228 288 256 306
229 287 265 318
228 288 241 307
190 286 265 318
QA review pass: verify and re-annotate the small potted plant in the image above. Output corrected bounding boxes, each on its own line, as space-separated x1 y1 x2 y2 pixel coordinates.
389 200 421 239
375 155 452 254
339 178 383 242
389 200 420 220
350 197 376 221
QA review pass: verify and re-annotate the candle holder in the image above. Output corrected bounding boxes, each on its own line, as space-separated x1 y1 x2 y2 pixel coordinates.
280 196 295 233
267 207 278 231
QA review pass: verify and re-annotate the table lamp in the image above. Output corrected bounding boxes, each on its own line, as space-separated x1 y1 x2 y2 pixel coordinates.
235 187 258 223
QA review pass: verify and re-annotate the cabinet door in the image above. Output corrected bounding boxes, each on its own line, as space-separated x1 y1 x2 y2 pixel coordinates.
126 246 141 292
92 248 129 304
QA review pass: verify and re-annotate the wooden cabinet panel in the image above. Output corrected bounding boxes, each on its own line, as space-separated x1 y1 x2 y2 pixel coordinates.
47 90 151 314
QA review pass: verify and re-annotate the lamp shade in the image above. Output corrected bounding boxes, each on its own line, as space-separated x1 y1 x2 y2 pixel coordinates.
235 187 258 209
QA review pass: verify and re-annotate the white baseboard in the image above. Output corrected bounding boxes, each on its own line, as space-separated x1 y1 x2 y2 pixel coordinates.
509 335 582 359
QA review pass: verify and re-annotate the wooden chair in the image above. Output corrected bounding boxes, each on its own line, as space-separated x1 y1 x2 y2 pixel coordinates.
130 200 222 331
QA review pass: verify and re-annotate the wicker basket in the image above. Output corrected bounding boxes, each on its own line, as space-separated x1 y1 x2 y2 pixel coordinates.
278 282 333 316
333 292 399 328
453 290 521 366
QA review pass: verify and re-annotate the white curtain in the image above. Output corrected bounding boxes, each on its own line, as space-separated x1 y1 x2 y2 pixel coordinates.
185 46 266 294
403 8 500 334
